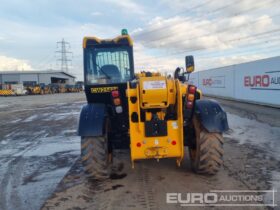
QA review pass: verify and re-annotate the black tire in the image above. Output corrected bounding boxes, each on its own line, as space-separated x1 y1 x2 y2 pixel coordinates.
189 116 224 175
27 89 32 95
81 123 110 179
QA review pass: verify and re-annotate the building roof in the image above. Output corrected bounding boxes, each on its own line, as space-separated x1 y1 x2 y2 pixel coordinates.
0 70 76 78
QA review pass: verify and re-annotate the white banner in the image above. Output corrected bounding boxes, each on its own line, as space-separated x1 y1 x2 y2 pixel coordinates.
190 56 280 107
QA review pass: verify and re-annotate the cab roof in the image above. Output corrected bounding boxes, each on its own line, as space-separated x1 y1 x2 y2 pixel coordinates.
83 35 133 48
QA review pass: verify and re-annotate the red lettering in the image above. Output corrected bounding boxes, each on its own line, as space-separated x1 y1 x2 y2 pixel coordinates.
262 75 270 87
203 79 206 86
203 79 212 86
244 75 270 87
244 76 250 86
255 76 262 87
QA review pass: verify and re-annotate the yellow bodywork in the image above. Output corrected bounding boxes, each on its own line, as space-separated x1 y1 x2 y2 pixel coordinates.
29 86 40 94
127 73 188 167
83 35 133 48
0 89 14 96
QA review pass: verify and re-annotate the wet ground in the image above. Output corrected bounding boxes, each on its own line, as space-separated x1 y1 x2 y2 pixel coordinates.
0 93 279 210
0 93 85 210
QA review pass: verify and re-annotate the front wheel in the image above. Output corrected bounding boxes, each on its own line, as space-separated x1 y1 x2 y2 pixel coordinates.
189 116 224 175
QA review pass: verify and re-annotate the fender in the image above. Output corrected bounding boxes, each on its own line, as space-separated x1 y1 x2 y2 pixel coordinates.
78 103 106 136
194 99 229 133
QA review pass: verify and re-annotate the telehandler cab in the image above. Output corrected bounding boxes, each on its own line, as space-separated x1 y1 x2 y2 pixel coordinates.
78 29 229 179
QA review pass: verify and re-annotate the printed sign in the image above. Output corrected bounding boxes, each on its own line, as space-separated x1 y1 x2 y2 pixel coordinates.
244 71 280 90
143 80 166 90
191 56 280 106
202 76 225 88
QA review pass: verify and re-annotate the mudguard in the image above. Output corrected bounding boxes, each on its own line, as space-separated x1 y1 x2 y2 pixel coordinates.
194 99 229 133
78 103 106 136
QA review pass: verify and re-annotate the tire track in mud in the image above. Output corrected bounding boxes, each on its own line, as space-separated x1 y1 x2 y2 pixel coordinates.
134 165 157 210
42 147 266 210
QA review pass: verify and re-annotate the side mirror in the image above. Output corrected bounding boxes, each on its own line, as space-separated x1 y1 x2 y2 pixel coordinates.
185 55 195 73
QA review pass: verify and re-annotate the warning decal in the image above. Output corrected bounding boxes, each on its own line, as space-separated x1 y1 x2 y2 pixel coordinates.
143 80 166 90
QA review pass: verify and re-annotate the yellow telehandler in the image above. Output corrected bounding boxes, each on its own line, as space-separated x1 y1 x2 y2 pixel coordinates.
78 29 228 179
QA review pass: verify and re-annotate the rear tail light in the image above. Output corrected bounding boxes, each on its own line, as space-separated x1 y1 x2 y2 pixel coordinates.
111 90 119 98
188 94 195 101
171 140 177 145
189 85 196 94
136 142 141 147
186 101 193 109
113 98 121 106
185 85 197 110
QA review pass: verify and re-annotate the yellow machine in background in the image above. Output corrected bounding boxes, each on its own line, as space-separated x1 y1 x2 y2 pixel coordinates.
26 85 41 95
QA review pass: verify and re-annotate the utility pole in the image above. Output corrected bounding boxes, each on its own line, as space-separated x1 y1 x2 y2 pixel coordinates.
56 38 72 73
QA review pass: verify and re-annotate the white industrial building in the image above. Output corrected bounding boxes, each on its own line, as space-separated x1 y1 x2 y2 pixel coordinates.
0 70 76 86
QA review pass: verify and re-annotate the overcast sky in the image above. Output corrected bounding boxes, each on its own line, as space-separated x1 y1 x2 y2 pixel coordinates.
0 0 280 80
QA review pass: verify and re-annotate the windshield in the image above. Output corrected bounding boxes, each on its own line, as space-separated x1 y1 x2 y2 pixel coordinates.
85 47 133 84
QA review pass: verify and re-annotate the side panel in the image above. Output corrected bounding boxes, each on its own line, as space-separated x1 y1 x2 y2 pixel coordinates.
198 67 235 98
234 57 280 106
195 99 229 133
78 103 106 136
191 56 280 107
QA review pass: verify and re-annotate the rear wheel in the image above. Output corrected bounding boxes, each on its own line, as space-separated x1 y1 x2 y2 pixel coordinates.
81 122 110 179
189 116 224 175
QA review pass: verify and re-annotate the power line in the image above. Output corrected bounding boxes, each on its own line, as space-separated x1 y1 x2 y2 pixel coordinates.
198 42 280 60
136 17 280 63
135 0 279 43
136 33 280 63
135 45 280 72
138 12 280 53
133 0 214 38
56 38 73 73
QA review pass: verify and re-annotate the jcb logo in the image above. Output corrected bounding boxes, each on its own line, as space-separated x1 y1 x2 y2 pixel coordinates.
91 86 118 93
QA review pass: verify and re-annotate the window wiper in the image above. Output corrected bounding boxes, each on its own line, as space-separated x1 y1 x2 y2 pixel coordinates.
94 63 111 79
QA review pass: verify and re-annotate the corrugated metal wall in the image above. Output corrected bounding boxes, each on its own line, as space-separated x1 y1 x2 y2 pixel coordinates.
0 72 75 85
1 74 20 84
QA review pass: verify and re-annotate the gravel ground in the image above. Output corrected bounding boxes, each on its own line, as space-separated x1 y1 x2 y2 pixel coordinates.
0 93 279 210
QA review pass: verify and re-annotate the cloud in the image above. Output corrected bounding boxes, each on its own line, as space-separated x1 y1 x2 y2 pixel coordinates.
0 18 120 80
0 0 279 81
103 0 145 14
132 14 276 52
197 54 263 71
133 43 184 75
129 0 280 75
0 55 33 71
134 44 267 75
90 11 103 16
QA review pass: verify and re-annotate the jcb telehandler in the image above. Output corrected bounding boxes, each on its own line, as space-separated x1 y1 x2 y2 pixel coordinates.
78 29 229 179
